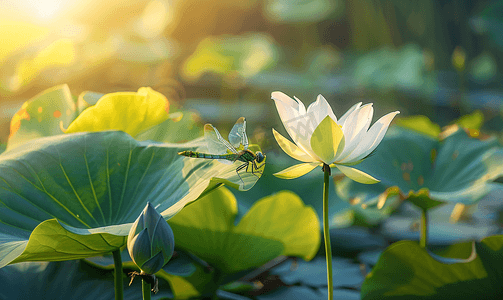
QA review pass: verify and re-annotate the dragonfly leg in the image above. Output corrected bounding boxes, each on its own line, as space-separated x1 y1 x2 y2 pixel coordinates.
249 160 264 179
235 162 248 187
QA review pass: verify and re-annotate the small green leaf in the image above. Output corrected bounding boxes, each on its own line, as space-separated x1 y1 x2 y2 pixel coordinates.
361 235 503 299
169 188 320 274
407 189 445 211
453 110 484 130
395 115 441 138
235 191 320 261
169 187 283 274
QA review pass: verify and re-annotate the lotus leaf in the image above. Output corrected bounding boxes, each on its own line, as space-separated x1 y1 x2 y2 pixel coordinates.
0 130 261 268
168 187 320 274
361 235 503 299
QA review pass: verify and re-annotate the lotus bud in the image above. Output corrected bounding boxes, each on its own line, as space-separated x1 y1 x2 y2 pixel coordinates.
127 202 175 275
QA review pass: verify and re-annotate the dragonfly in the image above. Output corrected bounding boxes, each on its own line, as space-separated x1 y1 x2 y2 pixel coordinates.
178 117 265 188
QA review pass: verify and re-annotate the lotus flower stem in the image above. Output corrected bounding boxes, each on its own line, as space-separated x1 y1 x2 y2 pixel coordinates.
420 208 428 248
322 164 333 300
112 249 124 300
142 279 151 300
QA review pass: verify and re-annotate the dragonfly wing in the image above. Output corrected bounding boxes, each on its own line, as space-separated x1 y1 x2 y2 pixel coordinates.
204 123 237 164
228 117 249 150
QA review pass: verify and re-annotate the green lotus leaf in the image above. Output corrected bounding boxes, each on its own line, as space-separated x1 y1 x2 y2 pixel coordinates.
396 113 484 141
395 115 441 138
75 89 204 144
6 84 77 151
181 33 278 81
235 190 320 261
336 126 503 217
361 235 503 299
6 85 187 152
168 187 319 274
453 110 484 130
0 260 174 299
0 130 257 268
66 87 171 137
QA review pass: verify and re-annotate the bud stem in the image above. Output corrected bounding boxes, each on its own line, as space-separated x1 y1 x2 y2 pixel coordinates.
142 279 151 300
322 164 333 300
112 249 124 300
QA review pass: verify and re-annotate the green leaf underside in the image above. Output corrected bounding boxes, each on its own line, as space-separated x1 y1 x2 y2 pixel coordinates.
361 235 503 299
0 131 256 268
168 187 319 274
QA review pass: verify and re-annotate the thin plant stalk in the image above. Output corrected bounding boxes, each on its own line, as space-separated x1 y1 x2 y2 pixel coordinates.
112 249 124 300
142 279 151 300
322 164 333 300
420 208 428 248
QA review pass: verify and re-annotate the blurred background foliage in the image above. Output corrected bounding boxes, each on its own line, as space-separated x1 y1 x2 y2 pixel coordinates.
3 0 503 224
2 0 503 143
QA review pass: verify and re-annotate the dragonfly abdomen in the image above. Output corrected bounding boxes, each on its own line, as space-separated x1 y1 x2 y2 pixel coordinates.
178 150 238 161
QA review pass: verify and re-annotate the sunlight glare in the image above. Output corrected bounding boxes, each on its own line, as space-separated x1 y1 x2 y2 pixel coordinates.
22 0 67 21
134 0 173 39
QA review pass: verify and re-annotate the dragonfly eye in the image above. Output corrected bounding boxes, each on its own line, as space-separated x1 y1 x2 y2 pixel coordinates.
255 152 265 163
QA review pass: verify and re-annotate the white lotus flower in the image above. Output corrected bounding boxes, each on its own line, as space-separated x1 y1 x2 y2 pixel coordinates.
272 91 399 184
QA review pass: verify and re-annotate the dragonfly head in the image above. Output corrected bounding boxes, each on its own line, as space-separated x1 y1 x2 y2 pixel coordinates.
255 151 265 163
